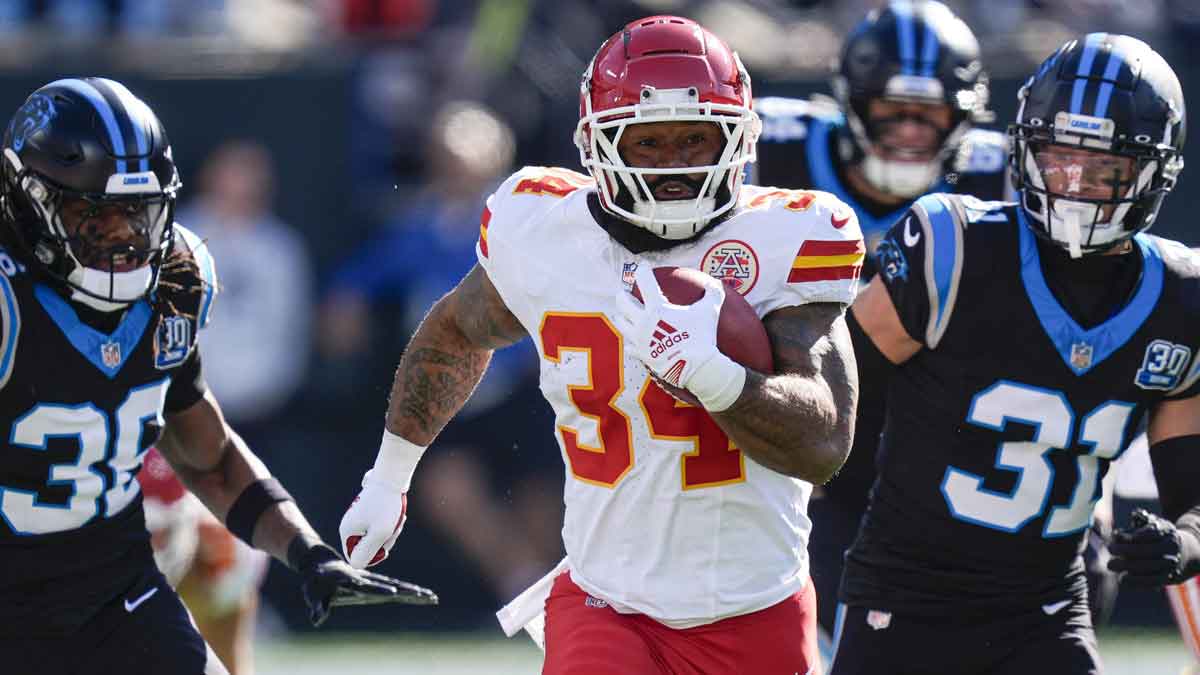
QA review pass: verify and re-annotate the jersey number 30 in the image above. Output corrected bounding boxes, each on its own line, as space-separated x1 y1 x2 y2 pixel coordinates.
3 379 168 534
942 380 1134 537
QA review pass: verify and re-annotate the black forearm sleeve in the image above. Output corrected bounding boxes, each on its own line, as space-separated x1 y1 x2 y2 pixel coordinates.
1150 434 1200 581
1149 434 1200 521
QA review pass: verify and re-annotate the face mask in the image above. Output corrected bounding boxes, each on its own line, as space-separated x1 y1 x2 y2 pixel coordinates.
67 264 154 312
861 154 943 198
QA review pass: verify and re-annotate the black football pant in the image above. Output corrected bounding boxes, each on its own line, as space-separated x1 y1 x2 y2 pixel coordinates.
829 595 1101 675
0 564 215 675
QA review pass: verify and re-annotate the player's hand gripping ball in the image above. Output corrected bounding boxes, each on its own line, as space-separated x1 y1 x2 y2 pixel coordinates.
618 266 773 407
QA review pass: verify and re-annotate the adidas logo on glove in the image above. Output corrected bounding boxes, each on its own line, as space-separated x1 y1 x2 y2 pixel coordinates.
648 319 690 358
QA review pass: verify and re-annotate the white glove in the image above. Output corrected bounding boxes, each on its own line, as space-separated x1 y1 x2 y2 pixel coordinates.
614 266 746 412
339 431 426 568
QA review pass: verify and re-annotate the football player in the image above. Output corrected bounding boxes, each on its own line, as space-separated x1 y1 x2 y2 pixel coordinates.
139 448 269 675
754 0 1014 636
339 15 861 674
0 78 435 675
831 34 1197 674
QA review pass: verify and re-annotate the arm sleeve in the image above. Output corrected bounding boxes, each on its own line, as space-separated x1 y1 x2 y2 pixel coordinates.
164 348 208 414
1150 434 1200 522
1149 433 1200 581
874 193 966 349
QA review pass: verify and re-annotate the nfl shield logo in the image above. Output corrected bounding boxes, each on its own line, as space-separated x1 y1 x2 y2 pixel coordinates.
866 609 892 630
621 262 638 292
101 341 121 369
1070 342 1093 370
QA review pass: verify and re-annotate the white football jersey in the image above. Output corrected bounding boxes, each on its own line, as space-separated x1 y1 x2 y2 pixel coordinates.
477 166 863 627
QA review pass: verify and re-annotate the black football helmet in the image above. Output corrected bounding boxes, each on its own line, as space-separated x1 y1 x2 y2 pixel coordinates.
0 77 180 311
832 0 990 198
1009 34 1185 257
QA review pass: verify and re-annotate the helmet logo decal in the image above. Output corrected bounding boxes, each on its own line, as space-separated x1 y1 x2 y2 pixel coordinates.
9 94 56 153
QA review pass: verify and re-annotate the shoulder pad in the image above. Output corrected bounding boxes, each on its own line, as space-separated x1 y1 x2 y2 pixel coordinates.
486 166 593 225
1151 236 1200 280
168 224 218 330
0 246 21 390
480 166 594 263
910 194 968 348
755 96 841 144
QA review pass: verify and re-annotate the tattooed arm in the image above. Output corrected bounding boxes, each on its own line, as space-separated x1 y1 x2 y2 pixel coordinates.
709 303 858 484
339 263 528 567
385 263 528 444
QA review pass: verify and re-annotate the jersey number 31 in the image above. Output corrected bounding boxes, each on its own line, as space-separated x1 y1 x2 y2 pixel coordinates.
942 380 1134 537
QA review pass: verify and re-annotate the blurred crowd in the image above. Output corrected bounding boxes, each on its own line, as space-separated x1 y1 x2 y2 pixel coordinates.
5 0 1200 630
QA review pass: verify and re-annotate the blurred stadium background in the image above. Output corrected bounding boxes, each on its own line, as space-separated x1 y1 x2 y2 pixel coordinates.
6 0 1200 672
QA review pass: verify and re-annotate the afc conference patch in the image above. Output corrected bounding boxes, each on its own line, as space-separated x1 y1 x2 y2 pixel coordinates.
155 315 193 369
700 239 759 295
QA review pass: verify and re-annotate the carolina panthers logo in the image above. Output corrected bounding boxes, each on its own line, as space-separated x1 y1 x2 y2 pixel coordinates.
876 236 909 283
9 94 55 152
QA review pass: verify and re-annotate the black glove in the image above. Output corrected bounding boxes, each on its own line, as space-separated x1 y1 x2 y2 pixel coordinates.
1107 508 1200 587
291 541 438 627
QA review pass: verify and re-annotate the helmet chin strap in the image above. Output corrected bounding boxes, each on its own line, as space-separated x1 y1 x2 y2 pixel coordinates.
68 264 154 312
1048 200 1096 259
861 154 942 198
632 198 714 239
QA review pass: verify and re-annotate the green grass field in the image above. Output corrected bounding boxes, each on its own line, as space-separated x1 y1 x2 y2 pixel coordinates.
249 628 1194 674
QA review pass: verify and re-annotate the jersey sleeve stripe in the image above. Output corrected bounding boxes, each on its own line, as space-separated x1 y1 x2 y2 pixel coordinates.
917 194 964 349
173 225 218 329
787 265 862 283
789 240 865 283
796 239 864 258
0 271 20 390
791 253 864 269
479 206 491 259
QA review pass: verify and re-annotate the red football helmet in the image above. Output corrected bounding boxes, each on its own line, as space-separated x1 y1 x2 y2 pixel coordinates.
575 16 760 240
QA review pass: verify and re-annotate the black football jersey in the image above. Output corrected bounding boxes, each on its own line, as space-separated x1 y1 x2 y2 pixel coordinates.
0 225 216 635
754 96 1009 264
754 97 1012 505
839 193 1200 616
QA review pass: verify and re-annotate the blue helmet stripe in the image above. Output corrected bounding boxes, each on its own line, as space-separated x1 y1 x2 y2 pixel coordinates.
893 3 916 75
1070 33 1104 114
920 18 939 77
93 79 152 172
54 79 129 173
1093 48 1124 119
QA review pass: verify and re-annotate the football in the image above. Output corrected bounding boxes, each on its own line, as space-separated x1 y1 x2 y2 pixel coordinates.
631 266 774 375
